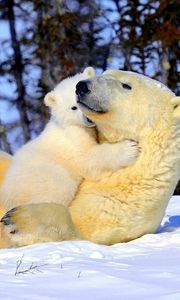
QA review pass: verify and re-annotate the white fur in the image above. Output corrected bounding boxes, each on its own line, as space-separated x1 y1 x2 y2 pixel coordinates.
1 68 139 211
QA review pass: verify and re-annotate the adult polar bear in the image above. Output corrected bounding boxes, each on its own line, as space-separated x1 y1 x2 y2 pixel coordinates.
1 70 180 247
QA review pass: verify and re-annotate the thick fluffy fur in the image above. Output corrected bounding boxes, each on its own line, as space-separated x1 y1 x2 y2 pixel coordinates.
0 69 140 247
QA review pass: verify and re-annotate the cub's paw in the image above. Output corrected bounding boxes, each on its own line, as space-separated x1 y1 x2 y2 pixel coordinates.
119 139 141 166
0 203 80 248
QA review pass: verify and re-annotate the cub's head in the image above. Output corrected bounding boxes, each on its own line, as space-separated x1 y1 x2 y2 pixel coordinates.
76 69 176 142
44 67 96 127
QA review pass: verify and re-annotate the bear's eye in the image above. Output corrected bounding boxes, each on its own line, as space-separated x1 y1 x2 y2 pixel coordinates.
122 83 132 90
71 106 78 110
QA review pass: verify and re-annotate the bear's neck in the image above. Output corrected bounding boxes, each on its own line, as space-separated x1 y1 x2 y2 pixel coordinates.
139 121 180 185
96 109 180 224
116 113 180 213
97 122 140 144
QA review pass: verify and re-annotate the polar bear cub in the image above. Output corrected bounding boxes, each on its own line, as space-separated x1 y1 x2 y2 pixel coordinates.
1 67 139 212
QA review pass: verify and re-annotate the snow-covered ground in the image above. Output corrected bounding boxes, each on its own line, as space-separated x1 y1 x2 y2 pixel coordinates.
0 196 180 300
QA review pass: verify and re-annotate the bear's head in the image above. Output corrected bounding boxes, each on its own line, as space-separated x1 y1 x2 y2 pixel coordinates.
76 69 179 142
44 67 96 128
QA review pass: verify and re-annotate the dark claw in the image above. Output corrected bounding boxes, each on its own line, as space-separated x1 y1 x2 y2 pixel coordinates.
0 218 13 226
0 207 17 226
10 229 18 234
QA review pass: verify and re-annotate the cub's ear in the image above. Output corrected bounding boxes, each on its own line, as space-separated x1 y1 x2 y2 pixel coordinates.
83 66 96 77
44 91 56 107
170 96 180 118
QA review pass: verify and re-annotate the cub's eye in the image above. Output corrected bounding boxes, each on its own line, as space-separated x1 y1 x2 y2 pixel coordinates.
122 83 132 90
71 106 78 110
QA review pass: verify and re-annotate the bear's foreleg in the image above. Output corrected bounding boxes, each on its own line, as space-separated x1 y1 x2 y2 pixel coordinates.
0 203 80 247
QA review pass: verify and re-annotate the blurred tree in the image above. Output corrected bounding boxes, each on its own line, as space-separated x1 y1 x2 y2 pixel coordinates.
111 0 180 93
7 0 31 142
33 0 103 89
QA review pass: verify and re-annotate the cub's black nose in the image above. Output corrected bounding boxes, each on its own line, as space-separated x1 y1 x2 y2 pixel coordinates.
76 80 91 98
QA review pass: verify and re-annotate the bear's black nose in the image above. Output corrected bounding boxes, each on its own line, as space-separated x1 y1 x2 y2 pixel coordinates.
76 80 91 98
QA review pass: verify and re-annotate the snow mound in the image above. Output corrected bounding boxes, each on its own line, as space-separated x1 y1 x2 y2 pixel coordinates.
0 196 180 300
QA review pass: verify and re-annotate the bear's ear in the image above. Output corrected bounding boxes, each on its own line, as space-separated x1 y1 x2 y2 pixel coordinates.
170 96 180 118
44 91 56 107
83 66 96 77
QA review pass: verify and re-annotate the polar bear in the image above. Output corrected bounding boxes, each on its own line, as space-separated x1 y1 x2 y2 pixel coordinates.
0 68 140 246
1 70 180 247
70 70 180 244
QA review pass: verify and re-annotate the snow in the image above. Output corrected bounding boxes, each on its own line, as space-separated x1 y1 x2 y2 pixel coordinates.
0 196 180 300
